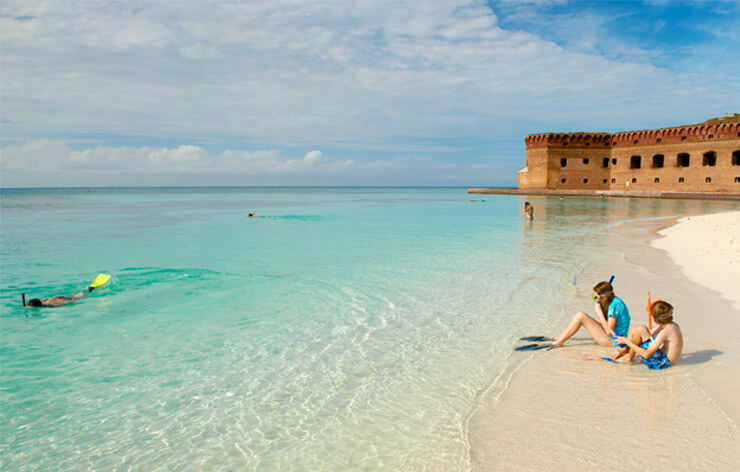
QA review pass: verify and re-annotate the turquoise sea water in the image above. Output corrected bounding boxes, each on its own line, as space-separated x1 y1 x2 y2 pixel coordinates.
1 187 737 471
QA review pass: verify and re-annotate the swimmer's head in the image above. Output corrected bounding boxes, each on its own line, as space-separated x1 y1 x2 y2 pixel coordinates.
27 298 43 307
651 300 674 324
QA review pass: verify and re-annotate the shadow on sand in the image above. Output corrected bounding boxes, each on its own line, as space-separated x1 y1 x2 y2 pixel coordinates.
678 349 723 366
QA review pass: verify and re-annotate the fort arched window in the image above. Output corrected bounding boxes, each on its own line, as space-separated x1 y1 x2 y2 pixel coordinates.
631 178 637 183
732 150 740 166
611 178 616 184
654 178 660 183
735 177 740 183
602 158 609 168
679 177 685 183
706 177 712 183
603 179 608 184
561 158 567 167
583 178 589 184
612 158 618 165
630 155 641 169
652 154 664 168
678 153 690 167
583 158 590 165
703 151 717 166
561 178 567 184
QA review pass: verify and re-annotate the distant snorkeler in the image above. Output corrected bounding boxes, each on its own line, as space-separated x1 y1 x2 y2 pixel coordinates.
23 273 111 308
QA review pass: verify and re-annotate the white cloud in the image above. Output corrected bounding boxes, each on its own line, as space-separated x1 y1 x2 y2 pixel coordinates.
0 139 511 187
303 150 322 163
1 0 737 186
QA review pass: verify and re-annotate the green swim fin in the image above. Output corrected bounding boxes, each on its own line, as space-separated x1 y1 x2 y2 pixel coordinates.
88 273 111 291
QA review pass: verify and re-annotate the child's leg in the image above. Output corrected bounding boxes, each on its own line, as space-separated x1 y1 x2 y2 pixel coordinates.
553 311 613 347
615 325 651 363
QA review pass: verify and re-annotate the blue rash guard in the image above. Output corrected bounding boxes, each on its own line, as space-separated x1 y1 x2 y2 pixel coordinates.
607 296 630 346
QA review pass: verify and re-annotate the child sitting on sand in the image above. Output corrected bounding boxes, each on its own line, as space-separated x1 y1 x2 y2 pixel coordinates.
551 281 630 347
610 300 683 369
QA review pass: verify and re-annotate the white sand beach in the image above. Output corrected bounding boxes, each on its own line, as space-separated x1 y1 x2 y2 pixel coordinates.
651 211 740 311
470 208 740 471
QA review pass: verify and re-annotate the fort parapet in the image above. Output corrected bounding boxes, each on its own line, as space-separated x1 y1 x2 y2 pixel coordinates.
516 115 740 197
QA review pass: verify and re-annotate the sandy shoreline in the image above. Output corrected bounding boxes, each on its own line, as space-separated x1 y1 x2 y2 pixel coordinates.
470 208 740 471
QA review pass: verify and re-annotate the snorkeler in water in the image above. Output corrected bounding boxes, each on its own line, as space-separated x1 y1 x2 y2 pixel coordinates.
23 274 110 308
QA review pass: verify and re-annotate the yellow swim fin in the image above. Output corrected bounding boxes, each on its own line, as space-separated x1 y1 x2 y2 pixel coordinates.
88 273 111 291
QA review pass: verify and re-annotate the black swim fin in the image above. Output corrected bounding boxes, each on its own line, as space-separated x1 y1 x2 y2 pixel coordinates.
515 343 554 351
519 335 552 342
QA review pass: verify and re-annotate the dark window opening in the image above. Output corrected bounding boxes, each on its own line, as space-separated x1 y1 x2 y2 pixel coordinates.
583 179 589 184
652 154 664 168
706 177 712 183
681 136 687 141
634 140 639 145
654 178 660 183
631 178 637 183
603 158 609 168
603 179 608 184
703 151 717 166
561 178 567 184
678 153 690 167
630 155 641 169
657 138 662 143
583 158 589 165
561 158 567 167
679 177 685 183
733 150 740 165
735 177 740 183
612 158 618 165
611 178 616 184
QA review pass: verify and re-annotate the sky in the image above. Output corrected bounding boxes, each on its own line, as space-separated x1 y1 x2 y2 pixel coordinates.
1 0 739 188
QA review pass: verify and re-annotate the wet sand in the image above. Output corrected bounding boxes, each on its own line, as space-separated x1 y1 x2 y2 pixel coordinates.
469 209 740 471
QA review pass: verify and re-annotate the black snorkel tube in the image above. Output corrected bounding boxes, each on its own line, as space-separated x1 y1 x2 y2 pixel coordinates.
22 293 26 307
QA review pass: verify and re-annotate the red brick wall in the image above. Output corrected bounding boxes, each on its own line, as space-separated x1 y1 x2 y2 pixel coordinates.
520 122 740 194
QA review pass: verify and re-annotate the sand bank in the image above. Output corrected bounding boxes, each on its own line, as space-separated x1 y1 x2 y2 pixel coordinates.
651 211 740 311
469 209 740 471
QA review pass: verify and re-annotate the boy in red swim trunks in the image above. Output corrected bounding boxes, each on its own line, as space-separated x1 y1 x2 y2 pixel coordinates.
610 300 683 369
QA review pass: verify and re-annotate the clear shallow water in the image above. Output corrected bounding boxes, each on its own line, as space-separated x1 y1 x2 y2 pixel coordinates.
1 188 736 471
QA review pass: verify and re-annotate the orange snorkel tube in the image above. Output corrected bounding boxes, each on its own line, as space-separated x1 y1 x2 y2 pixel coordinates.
646 292 666 331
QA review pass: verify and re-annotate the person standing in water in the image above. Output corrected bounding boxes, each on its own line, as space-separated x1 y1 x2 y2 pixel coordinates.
523 201 534 220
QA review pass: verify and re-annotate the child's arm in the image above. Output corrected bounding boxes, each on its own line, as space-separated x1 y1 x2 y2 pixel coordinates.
595 303 616 336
